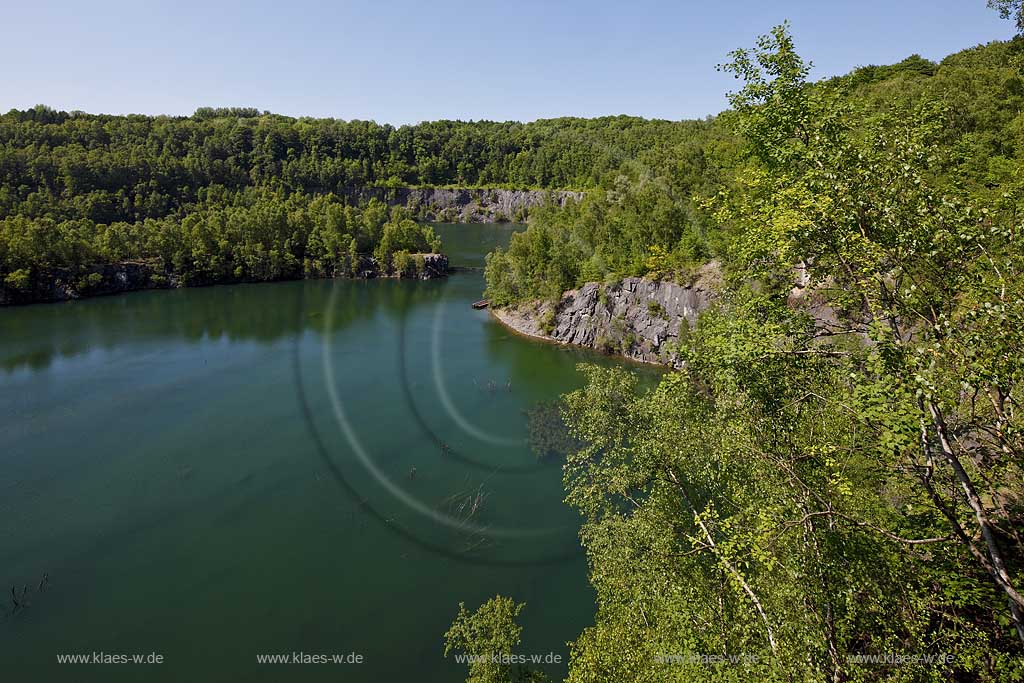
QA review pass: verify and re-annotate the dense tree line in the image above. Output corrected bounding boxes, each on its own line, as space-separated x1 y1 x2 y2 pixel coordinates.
0 108 700 227
0 190 441 293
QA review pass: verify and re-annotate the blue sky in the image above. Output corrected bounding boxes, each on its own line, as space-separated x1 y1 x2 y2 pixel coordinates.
0 0 1013 124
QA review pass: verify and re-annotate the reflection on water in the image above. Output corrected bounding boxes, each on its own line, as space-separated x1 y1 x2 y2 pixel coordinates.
0 223 529 375
1 278 421 373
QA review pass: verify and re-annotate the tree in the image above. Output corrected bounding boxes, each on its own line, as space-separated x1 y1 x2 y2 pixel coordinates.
348 236 359 276
444 596 548 683
717 23 1024 644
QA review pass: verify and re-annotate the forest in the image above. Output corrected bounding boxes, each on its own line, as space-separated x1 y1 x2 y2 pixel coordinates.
482 35 1024 306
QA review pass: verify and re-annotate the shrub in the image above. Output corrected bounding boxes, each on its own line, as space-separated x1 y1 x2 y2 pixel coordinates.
3 268 31 291
539 307 556 335
647 300 667 319
594 334 615 355
392 249 412 277
77 272 103 291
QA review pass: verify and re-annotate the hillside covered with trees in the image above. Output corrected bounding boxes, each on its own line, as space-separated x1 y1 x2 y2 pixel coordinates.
0 106 704 299
483 35 1024 306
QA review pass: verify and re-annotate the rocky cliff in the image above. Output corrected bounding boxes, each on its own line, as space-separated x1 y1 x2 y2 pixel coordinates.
344 187 584 223
491 265 721 367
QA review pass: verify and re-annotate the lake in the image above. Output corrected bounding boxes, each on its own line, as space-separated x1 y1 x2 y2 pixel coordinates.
0 224 658 681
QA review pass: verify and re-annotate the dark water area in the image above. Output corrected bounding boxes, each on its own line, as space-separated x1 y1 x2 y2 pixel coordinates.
0 224 659 681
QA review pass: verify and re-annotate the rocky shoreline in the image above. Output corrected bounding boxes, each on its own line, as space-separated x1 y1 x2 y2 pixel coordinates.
0 253 449 306
490 265 721 368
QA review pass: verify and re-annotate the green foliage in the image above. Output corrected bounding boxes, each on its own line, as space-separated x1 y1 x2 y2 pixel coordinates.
348 236 359 276
0 107 709 296
538 307 556 335
554 25 1024 682
7 21 1024 682
77 272 103 291
0 110 699 217
192 106 265 120
841 54 938 88
484 157 731 306
444 596 547 683
485 33 1024 310
593 334 615 355
4 267 30 290
715 22 1024 649
719 22 816 171
646 300 666 319
372 207 442 271
391 249 411 277
0 188 442 290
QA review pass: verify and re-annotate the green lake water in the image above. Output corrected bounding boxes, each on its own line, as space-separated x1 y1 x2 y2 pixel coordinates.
0 224 658 682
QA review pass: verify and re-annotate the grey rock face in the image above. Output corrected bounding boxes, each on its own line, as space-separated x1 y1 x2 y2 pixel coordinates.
345 253 449 280
416 253 449 279
0 261 168 306
492 267 720 367
343 187 584 223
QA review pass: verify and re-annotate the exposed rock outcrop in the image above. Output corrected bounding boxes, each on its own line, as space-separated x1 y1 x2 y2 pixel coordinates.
408 253 449 279
0 261 174 306
343 187 584 223
491 264 721 367
349 253 449 280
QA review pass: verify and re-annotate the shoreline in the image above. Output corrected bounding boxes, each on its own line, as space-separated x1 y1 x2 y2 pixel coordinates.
0 253 450 308
486 271 720 369
489 305 674 370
